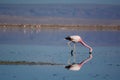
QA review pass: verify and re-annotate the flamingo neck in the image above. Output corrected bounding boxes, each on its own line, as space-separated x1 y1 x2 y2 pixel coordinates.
78 54 92 67
79 40 93 52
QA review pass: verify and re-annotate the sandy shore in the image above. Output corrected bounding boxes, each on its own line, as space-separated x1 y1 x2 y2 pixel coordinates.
0 23 120 31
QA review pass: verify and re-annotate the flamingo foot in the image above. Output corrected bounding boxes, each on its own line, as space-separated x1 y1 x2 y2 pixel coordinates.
71 50 74 56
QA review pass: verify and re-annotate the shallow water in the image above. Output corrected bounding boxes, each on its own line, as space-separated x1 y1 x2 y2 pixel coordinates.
0 28 120 80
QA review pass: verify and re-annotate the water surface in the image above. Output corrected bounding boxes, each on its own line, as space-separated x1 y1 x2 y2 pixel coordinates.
0 28 120 80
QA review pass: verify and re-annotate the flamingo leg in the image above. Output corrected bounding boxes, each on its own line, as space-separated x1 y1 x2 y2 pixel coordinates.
67 41 77 64
67 41 74 56
67 41 72 50
67 54 71 64
73 43 76 63
67 41 72 64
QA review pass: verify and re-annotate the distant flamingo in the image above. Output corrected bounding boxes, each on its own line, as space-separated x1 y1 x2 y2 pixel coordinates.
65 53 92 71
65 35 93 63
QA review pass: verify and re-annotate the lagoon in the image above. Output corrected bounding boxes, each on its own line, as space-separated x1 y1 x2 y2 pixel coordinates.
0 28 120 80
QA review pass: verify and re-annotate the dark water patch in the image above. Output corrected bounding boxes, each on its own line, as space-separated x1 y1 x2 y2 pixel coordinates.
92 74 100 78
102 74 110 80
52 73 57 77
116 64 120 67
108 63 113 66
0 61 64 66
107 63 120 67
9 51 16 54
62 76 67 80
91 73 111 80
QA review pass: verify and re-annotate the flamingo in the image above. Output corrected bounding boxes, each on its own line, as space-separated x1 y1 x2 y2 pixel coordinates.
65 53 92 71
65 35 93 63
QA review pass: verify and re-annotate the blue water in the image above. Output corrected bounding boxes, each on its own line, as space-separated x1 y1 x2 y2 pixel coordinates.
0 28 120 80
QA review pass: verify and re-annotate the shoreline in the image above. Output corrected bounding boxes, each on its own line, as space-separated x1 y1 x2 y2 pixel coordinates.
0 23 120 31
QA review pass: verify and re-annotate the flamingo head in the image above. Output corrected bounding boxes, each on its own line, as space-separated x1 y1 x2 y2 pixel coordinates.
65 36 72 41
65 63 81 71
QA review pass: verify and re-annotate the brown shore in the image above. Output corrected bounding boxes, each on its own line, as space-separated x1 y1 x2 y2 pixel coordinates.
0 23 120 31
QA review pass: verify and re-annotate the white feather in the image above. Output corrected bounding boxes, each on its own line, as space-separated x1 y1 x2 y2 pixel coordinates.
70 35 82 42
69 64 81 71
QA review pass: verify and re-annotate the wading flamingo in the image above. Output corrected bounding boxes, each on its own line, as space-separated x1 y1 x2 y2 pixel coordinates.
65 53 92 71
65 35 93 63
